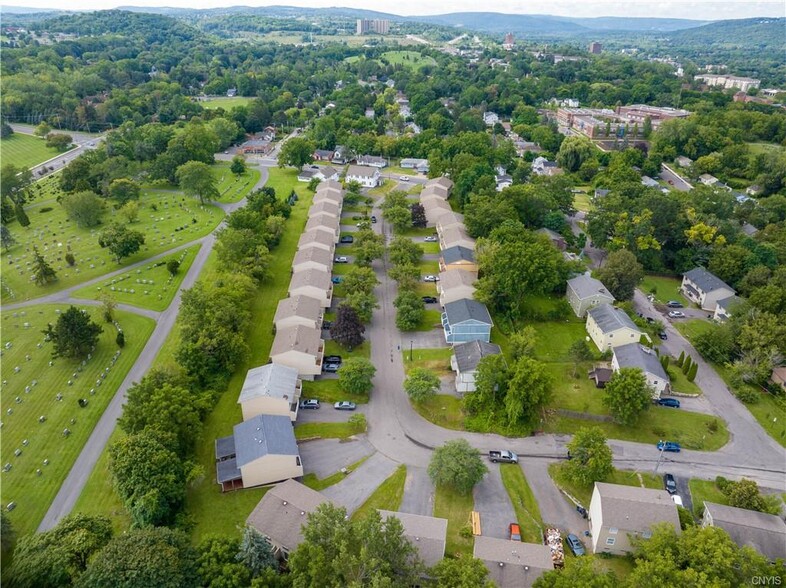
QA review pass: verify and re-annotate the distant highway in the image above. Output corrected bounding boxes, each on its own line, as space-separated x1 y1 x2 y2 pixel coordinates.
9 123 106 179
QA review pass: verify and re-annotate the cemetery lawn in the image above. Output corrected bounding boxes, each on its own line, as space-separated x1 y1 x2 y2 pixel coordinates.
0 132 63 169
212 161 260 203
198 96 254 110
0 190 223 301
0 304 155 536
72 244 201 312
379 51 437 69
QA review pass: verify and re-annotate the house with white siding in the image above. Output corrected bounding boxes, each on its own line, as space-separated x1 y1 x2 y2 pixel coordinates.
345 165 381 188
611 343 670 399
681 267 736 311
270 325 324 380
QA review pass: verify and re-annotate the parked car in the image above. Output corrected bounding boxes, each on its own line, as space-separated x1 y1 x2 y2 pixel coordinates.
509 523 522 542
322 320 332 330
646 317 656 324
658 398 681 408
657 441 681 453
424 236 438 242
423 275 439 282
334 401 356 411
340 235 354 244
672 495 684 507
323 363 341 373
667 301 684 308
664 473 677 494
324 355 342 363
658 331 668 340
331 277 343 284
371 215 377 223
566 534 585 556
299 399 320 409
488 450 518 464
422 296 438 304
399 176 409 181
334 256 349 263
668 311 686 319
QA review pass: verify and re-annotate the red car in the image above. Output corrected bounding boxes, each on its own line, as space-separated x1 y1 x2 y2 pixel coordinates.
509 523 522 541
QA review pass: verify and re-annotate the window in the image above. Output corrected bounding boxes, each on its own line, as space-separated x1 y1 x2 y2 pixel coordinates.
606 537 616 546
296 456 302 466
609 527 618 535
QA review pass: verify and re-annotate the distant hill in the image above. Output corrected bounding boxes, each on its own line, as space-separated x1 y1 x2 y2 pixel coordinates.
0 5 62 14
667 17 785 49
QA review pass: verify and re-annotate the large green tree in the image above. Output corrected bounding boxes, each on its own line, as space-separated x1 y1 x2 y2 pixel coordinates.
352 228 385 266
0 163 32 204
98 223 145 263
215 227 271 283
108 178 141 204
388 235 423 267
504 356 553 426
338 357 377 396
277 137 315 168
196 535 251 588
404 367 440 403
595 249 644 301
176 161 219 204
236 525 277 578
534 555 618 588
394 288 424 331
564 427 614 486
330 303 365 349
43 306 103 359
31 245 57 285
557 136 596 173
61 191 105 228
602 368 652 425
428 439 488 494
431 555 494 588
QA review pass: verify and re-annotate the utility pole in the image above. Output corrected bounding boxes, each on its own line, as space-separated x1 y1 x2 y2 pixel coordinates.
654 440 666 473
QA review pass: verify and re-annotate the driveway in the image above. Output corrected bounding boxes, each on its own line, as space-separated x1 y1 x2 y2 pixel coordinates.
474 465 516 539
659 164 693 192
400 329 446 350
322 452 398 515
399 466 434 516
298 437 375 479
519 458 588 539
295 403 368 423
672 473 694 514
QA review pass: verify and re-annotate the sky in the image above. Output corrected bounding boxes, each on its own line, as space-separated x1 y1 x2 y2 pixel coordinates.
4 0 785 20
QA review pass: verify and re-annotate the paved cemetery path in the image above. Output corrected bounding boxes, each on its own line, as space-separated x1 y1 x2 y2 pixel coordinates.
35 165 270 531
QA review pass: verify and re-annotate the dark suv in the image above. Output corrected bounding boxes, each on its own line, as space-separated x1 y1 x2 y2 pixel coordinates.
664 473 677 494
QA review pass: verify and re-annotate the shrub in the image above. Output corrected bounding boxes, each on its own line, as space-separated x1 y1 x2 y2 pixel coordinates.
676 351 685 367
39 207 53 213
348 413 367 432
687 362 698 382
707 419 719 433
682 356 692 375
116 331 126 348
167 259 180 276
715 476 730 494
734 386 759 404
64 252 75 266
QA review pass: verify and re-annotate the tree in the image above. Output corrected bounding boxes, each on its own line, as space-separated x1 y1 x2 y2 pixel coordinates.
236 526 276 578
108 178 141 204
603 368 652 425
382 205 412 233
509 326 538 360
564 427 614 486
431 555 494 588
176 161 219 204
98 223 145 263
556 136 596 173
463 354 509 415
338 357 377 396
388 236 423 267
288 504 421 587
341 266 378 294
99 292 116 322
1 163 32 203
197 535 251 588
45 132 73 151
31 245 57 285
167 259 180 276
14 202 29 227
410 202 427 228
1 224 16 251
277 137 315 169
725 478 780 515
34 121 52 136
428 439 488 494
569 339 593 377
0 122 12 138
394 288 424 331
109 429 187 527
43 306 102 359
330 303 365 349
215 227 271 283
533 556 618 588
78 526 198 588
230 155 247 177
353 228 385 266
118 200 139 224
595 250 644 301
343 290 378 324
61 191 105 228
404 367 440 403
504 357 553 426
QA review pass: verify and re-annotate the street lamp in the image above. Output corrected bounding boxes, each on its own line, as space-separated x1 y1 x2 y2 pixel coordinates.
410 340 413 362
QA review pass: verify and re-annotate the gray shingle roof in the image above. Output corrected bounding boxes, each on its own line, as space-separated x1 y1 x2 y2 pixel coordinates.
716 295 742 311
238 363 300 404
438 269 477 291
292 247 333 269
346 164 378 179
270 325 323 357
289 268 332 292
298 230 334 249
474 535 553 568
594 482 680 533
444 299 492 326
587 303 639 334
442 245 475 265
613 343 668 381
215 435 236 460
247 479 329 552
234 414 299 467
568 274 615 302
684 267 735 295
379 510 448 567
453 340 501 372
305 213 339 232
704 502 786 561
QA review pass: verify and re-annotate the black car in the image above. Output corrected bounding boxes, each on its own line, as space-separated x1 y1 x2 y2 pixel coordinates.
658 331 668 340
646 317 655 324
324 355 342 364
339 235 354 244
667 301 684 308
322 321 332 330
371 216 377 223
422 296 438 304
664 473 677 494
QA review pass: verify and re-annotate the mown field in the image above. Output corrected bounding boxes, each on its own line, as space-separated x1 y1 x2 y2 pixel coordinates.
0 132 64 169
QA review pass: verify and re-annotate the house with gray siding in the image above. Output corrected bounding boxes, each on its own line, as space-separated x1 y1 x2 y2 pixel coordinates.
681 267 735 310
611 343 670 399
566 274 615 317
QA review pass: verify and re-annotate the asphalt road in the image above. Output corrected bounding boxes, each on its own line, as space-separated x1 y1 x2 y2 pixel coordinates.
9 124 106 180
399 466 434 516
473 465 517 539
659 163 693 192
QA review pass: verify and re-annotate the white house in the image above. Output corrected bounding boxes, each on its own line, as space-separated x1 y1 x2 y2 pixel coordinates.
702 502 786 562
355 155 387 168
483 111 500 126
400 158 429 173
566 273 615 317
345 165 381 188
451 340 502 393
314 165 340 182
238 363 302 422
713 295 743 323
586 303 646 351
681 267 736 311
611 343 670 399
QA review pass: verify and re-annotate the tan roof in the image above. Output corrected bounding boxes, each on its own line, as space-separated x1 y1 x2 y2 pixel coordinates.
379 510 447 567
704 502 786 561
298 229 334 249
246 479 329 552
292 247 333 270
308 200 341 217
474 536 554 588
305 213 339 232
426 176 453 191
317 180 343 192
313 189 343 205
422 198 452 212
271 324 323 357
436 212 464 232
594 482 680 532
439 269 477 291
441 226 475 247
289 268 332 292
346 164 379 179
421 184 449 200
274 295 323 324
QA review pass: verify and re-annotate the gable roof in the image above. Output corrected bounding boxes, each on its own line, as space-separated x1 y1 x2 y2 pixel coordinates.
423 198 452 212
421 185 449 199
247 479 329 551
318 165 338 178
271 324 323 357
716 295 743 311
704 502 786 561
441 226 475 247
439 268 477 291
308 200 341 217
568 274 615 302
317 179 343 192
346 164 378 179
289 268 332 292
426 176 453 191
305 213 340 232
473 535 553 568
594 482 680 531
234 414 299 467
435 212 464 231
587 303 639 334
274 295 322 324
453 340 501 372
613 343 668 381
298 229 335 249
292 247 333 269
356 155 386 165
379 510 448 567
684 267 735 295
444 299 492 326
239 363 300 403
442 245 476 265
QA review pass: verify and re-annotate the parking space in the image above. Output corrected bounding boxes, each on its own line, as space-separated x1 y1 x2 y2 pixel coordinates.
399 466 435 516
672 474 694 514
473 466 517 540
399 329 447 349
295 402 367 424
323 452 398 515
298 437 375 479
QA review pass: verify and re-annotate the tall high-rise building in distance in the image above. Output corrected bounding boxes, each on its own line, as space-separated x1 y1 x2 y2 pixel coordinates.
589 42 602 54
503 32 515 50
356 19 390 35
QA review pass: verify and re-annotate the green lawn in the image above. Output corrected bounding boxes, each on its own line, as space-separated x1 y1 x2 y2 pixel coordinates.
666 365 702 396
639 275 690 307
0 132 64 168
689 479 729 518
0 304 155 536
1 189 223 301
295 419 366 441
412 394 464 431
72 244 200 312
572 192 592 213
747 142 785 156
420 241 440 254
212 162 261 203
530 320 588 362
198 96 254 110
351 465 407 521
403 347 453 376
400 226 438 238
549 463 662 507
368 180 396 197
500 464 543 543
386 165 418 176
300 378 368 405
406 184 423 195
302 457 369 492
379 50 437 69
412 309 443 332
323 339 371 360
418 260 440 275
434 484 474 557
744 390 786 448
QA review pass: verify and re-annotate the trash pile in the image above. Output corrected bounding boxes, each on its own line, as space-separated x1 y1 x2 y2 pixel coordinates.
544 527 565 568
